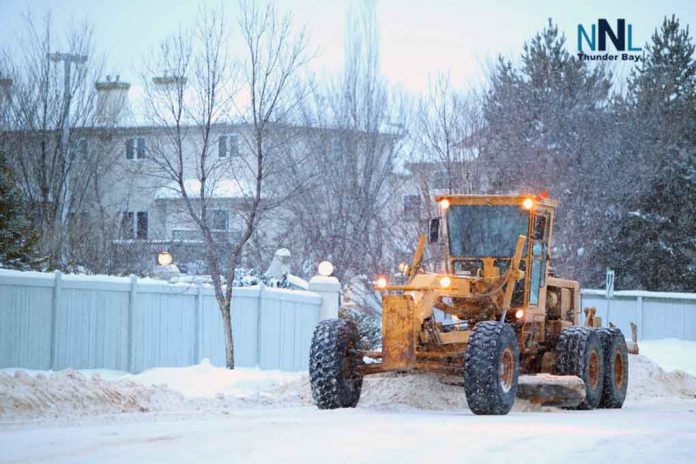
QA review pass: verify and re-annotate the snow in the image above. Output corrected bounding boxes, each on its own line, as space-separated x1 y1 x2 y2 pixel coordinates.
121 360 303 399
580 288 696 300
1 341 695 462
154 179 253 200
639 338 696 376
1 399 694 463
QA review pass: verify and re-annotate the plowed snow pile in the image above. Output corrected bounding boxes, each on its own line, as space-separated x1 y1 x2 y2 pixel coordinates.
2 353 695 419
626 354 696 401
0 370 184 419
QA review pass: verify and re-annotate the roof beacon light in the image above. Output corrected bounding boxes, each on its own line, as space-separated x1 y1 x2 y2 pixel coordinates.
440 199 450 210
522 197 534 210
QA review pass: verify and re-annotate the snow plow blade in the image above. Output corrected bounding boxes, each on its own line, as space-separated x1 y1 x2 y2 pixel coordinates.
516 374 586 408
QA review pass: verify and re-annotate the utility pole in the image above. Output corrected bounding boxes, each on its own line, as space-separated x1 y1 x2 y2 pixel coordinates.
0 78 13 129
48 52 87 266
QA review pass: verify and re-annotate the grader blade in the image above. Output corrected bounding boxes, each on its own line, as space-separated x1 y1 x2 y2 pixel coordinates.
516 375 586 408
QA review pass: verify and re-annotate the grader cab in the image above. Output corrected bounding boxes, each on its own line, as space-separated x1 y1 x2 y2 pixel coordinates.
309 194 629 415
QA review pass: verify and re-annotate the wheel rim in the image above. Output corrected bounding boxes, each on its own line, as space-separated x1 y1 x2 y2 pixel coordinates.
614 351 624 389
588 350 600 389
499 347 514 393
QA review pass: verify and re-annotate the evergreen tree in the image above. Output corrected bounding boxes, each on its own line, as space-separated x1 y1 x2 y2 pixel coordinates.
601 16 696 291
0 152 39 269
481 19 614 283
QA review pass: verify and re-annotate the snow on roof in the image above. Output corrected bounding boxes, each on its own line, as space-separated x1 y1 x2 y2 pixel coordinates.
581 288 696 301
155 178 253 200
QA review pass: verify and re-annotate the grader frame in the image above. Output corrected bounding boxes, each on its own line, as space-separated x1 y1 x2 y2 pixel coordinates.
359 194 579 377
309 193 628 414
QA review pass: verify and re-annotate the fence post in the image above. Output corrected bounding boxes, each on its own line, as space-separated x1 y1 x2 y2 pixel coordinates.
194 283 203 364
638 296 644 340
127 274 137 373
49 270 62 370
308 275 341 320
256 283 265 367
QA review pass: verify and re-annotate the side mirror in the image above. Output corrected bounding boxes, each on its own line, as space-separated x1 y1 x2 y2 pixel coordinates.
428 218 441 244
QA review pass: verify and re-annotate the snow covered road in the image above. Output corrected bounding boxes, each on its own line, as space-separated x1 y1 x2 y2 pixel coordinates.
2 343 696 463
1 400 695 464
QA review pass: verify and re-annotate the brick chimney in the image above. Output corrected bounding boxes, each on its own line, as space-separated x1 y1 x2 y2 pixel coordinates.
95 75 130 126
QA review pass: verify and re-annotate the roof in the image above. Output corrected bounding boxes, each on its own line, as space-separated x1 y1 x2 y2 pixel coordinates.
433 194 558 208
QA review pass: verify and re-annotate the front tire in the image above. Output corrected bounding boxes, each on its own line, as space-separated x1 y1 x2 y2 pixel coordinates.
309 319 363 409
555 327 605 409
597 328 628 408
464 321 519 415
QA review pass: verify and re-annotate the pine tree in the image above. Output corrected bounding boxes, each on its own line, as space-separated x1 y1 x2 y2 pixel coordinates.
602 16 696 291
0 152 39 269
481 19 614 283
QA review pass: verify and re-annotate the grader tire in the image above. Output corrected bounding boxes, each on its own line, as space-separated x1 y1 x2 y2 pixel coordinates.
597 328 629 408
464 321 519 415
309 319 363 409
555 327 605 410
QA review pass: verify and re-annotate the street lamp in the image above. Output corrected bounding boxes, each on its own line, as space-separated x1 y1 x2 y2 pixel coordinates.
318 261 334 277
157 251 173 267
48 52 87 265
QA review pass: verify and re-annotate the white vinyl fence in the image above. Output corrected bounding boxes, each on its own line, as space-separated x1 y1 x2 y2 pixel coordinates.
0 269 325 372
581 289 696 341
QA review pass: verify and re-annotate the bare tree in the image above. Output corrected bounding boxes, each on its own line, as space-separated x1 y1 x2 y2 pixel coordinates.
142 2 309 368
0 13 123 270
281 1 407 331
413 73 484 197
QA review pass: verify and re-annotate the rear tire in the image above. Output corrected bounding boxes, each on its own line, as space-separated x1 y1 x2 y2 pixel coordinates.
597 328 628 408
309 319 363 409
464 321 519 415
555 327 605 410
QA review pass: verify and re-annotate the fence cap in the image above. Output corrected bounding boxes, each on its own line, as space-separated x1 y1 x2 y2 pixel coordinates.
582 288 696 301
309 275 340 292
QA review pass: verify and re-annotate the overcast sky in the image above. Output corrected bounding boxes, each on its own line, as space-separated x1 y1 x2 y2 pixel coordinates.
0 0 694 92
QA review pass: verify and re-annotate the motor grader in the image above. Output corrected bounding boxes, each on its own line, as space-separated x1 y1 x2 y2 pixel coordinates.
309 194 628 415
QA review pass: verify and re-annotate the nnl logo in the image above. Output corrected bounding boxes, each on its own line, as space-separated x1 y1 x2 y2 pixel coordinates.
577 19 642 52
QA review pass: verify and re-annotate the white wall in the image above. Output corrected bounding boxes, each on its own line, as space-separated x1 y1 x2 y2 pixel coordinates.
581 289 696 341
0 269 324 372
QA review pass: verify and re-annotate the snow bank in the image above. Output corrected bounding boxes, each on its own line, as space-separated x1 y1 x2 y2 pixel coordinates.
638 338 696 376
627 354 696 401
2 352 695 420
0 370 183 419
121 359 304 400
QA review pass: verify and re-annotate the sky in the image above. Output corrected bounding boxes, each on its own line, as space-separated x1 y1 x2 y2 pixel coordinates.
0 0 694 93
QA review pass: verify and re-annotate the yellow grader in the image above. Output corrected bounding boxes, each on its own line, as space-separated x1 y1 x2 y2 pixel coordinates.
309 194 629 415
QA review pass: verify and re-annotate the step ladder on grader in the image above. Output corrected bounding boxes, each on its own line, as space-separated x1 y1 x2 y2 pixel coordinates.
309 194 630 415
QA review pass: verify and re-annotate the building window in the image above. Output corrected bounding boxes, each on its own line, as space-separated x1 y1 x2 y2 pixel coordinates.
136 212 148 239
329 138 342 157
209 209 229 231
126 137 146 160
121 211 148 239
75 138 88 157
120 212 134 239
403 194 421 218
219 134 240 158
433 169 450 189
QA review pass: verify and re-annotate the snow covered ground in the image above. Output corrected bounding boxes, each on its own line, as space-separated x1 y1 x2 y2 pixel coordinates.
1 340 695 463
